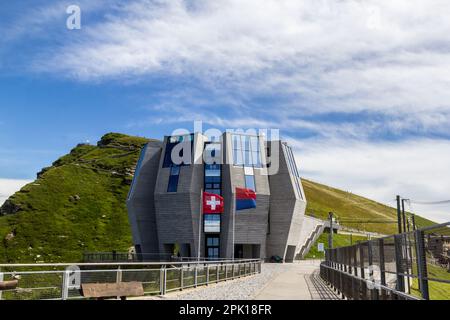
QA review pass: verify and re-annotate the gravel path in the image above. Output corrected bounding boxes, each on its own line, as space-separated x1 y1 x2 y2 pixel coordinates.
159 263 289 300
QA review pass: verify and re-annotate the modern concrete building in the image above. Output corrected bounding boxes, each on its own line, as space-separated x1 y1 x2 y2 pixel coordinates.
127 132 307 261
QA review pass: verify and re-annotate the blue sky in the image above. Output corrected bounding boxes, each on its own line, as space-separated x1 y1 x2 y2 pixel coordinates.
1 0 450 222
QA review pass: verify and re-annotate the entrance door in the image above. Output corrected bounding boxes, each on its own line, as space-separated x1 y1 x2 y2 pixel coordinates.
205 236 220 259
234 244 244 259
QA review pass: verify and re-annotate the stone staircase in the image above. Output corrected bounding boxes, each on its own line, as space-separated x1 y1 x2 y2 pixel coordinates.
295 217 326 260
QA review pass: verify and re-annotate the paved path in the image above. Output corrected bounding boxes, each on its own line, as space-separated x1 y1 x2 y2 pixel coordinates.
136 260 341 300
255 261 341 300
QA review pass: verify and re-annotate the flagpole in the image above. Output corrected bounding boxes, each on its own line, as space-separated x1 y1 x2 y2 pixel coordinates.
198 188 203 262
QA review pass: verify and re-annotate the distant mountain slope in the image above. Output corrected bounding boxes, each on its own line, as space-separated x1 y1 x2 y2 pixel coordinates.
0 133 437 263
302 179 436 235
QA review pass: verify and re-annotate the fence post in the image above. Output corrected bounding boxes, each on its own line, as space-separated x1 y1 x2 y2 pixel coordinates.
0 272 3 300
216 264 219 283
394 235 405 292
180 266 184 290
348 247 352 275
194 265 198 288
379 239 386 299
62 270 70 300
116 267 122 300
359 244 365 279
359 244 365 299
367 241 379 300
160 265 167 295
415 230 429 300
351 246 357 299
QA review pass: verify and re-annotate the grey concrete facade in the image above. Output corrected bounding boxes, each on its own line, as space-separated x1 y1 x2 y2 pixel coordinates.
126 132 307 261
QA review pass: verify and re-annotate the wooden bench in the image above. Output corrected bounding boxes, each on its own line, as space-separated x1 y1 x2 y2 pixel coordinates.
81 282 144 300
0 280 18 291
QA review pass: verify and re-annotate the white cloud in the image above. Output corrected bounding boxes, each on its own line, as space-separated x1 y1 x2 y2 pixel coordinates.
0 179 31 207
291 138 450 223
33 0 450 124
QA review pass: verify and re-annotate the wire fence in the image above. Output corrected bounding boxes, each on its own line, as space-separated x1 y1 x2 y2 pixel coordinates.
0 259 261 300
320 222 450 300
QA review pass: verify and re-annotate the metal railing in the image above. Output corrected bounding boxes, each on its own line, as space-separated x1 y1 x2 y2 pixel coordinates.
82 252 174 262
297 224 325 259
320 222 450 300
82 252 242 263
0 259 261 300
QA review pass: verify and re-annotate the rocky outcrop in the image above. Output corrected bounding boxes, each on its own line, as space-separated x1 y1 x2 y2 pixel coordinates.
0 200 22 216
37 166 51 179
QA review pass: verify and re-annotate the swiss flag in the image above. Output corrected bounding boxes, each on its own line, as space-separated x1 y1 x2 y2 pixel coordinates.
203 192 224 214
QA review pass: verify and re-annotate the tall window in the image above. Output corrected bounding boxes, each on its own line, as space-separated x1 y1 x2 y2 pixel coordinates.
167 165 180 192
250 136 261 168
282 143 303 200
206 236 220 259
231 134 262 168
163 134 194 168
204 142 222 195
232 134 244 166
205 164 221 195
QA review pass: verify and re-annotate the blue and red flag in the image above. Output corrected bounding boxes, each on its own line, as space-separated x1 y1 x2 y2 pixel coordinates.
235 187 256 210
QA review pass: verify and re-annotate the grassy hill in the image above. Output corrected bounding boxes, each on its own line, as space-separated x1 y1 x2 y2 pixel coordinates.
0 133 438 263
0 133 149 263
302 179 436 235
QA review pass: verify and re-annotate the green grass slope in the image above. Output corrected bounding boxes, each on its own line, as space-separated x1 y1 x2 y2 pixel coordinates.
0 133 149 263
302 179 436 235
0 133 438 263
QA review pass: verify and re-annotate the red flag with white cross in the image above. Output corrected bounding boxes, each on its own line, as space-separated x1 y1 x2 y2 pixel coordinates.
203 192 224 214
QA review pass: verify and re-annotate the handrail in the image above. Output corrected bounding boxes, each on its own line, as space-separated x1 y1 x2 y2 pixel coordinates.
322 221 450 300
320 263 421 300
0 258 261 268
0 259 263 300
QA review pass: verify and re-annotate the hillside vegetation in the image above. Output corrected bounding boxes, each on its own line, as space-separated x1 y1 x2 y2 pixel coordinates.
302 179 436 235
0 133 149 263
0 133 438 263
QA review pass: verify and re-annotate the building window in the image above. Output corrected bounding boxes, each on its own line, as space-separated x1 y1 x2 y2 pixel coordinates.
282 143 303 200
204 214 221 233
167 165 180 192
250 136 261 168
231 134 262 168
204 142 222 164
204 142 222 196
232 134 244 166
206 236 220 259
244 166 256 192
163 134 194 168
